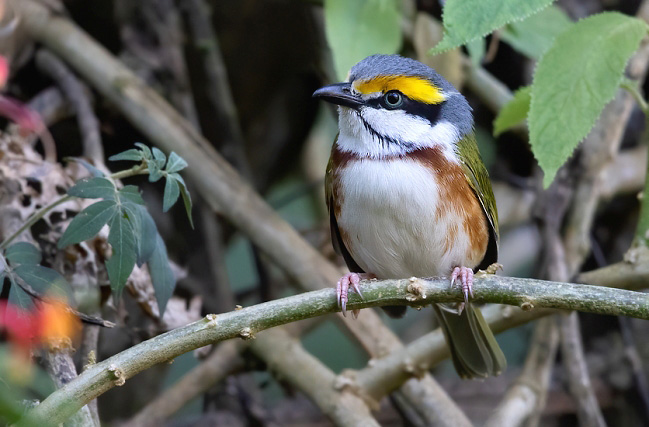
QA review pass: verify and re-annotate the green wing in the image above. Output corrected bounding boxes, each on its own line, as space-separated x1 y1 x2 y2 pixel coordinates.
456 133 499 258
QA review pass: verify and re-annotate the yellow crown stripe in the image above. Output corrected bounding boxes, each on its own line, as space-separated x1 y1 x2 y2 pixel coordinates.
353 75 445 104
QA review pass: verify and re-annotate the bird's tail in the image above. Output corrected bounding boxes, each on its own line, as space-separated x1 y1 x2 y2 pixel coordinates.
433 303 506 379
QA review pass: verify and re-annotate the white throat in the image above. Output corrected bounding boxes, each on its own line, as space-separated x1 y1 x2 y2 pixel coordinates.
336 106 461 161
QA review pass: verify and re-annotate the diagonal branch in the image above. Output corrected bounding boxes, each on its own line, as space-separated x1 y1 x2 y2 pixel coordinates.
20 272 649 426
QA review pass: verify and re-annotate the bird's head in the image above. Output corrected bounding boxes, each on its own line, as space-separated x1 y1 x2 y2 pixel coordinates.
313 54 472 160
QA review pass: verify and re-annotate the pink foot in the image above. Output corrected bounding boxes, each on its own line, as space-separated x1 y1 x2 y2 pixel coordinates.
336 273 370 318
450 266 474 313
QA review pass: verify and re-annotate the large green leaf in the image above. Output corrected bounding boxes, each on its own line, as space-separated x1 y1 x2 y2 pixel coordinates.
14 264 73 302
118 186 145 205
324 0 402 80
106 209 136 299
501 5 572 59
58 200 118 248
135 206 158 266
529 12 647 187
5 242 41 266
148 234 175 315
430 0 553 54
67 177 116 200
493 86 531 136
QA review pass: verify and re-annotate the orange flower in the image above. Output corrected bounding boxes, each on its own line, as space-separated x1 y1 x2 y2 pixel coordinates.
35 298 81 350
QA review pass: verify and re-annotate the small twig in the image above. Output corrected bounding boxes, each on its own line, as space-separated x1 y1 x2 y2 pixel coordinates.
35 49 104 163
560 312 607 427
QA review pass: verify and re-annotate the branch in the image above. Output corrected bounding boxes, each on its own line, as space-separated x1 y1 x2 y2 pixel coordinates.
20 273 649 425
485 317 559 427
560 313 607 427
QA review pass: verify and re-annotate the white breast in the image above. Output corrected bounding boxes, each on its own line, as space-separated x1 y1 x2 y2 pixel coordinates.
337 158 474 279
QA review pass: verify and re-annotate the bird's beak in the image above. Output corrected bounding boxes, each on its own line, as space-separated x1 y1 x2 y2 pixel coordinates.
313 82 364 109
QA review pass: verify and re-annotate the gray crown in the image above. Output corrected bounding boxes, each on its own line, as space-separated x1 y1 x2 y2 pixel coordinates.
349 54 473 137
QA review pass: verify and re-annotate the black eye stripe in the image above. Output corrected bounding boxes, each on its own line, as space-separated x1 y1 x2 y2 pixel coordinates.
365 93 442 124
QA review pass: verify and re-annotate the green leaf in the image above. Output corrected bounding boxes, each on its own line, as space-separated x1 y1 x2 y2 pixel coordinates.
108 148 142 162
174 174 194 228
67 177 116 200
106 209 137 299
163 175 180 212
152 147 166 168
430 0 554 54
5 242 41 266
466 37 485 65
58 200 117 248
494 86 531 136
135 206 158 266
14 264 73 302
66 157 105 177
8 275 33 311
148 234 175 315
134 143 152 160
501 6 573 59
324 0 402 80
165 152 188 173
118 185 145 205
148 162 164 183
529 12 648 188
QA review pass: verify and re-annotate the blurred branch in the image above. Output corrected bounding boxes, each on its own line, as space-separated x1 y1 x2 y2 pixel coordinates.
35 49 103 163
560 313 607 427
125 340 245 427
22 270 649 425
485 317 559 427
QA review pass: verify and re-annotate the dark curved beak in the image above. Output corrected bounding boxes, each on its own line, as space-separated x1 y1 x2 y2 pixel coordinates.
313 82 364 109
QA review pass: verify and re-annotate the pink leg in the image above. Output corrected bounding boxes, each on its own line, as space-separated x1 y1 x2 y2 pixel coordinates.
450 266 474 313
336 272 371 318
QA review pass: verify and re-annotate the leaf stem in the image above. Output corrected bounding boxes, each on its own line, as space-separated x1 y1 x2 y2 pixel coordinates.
0 164 149 251
621 78 649 115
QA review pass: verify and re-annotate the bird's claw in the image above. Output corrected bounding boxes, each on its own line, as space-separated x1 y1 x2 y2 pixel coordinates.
336 273 365 318
450 266 474 314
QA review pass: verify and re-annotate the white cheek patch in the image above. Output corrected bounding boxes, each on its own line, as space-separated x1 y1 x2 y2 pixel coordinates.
336 106 460 162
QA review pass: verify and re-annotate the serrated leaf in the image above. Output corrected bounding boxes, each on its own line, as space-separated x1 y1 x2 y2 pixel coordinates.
148 234 175 315
501 6 573 59
494 86 531 136
134 143 152 160
8 275 34 311
529 12 647 188
106 209 136 299
67 177 116 200
430 0 554 55
58 200 117 248
108 148 142 162
135 206 158 266
324 0 402 80
174 174 194 228
152 147 166 168
163 175 180 212
66 157 105 177
165 152 188 173
14 265 73 302
118 185 145 205
6 242 41 266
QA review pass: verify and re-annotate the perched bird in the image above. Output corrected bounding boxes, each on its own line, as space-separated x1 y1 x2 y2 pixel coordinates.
313 54 506 379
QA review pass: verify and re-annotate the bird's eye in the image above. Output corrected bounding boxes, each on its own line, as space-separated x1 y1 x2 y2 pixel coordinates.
383 91 403 109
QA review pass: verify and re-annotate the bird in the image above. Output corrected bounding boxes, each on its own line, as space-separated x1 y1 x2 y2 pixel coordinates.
313 54 506 379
